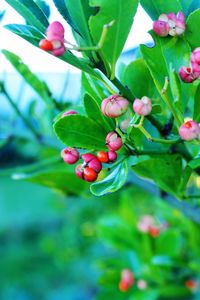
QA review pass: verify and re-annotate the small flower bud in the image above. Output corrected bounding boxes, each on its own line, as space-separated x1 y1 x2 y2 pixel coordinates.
101 94 129 118
108 150 117 162
82 153 102 173
153 20 170 37
133 96 152 116
106 132 122 151
179 120 200 141
62 110 77 117
137 215 154 233
179 67 195 83
61 147 79 164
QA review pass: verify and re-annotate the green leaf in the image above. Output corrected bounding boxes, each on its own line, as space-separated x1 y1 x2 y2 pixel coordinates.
54 114 107 150
193 84 200 122
90 160 128 196
188 157 200 169
188 0 200 16
140 0 181 20
82 72 107 102
4 24 44 46
169 66 182 114
83 93 115 132
11 158 88 195
65 0 94 45
35 0 51 19
131 155 182 195
5 0 49 32
2 50 54 106
89 0 139 78
155 230 182 257
185 9 200 49
123 58 155 98
52 0 80 34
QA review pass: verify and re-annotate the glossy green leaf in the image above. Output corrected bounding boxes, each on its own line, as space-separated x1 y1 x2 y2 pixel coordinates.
193 84 200 122
155 230 182 257
185 9 200 49
52 0 80 34
83 93 115 132
5 0 49 32
188 0 200 16
90 160 128 196
131 155 182 195
123 58 155 98
65 0 94 45
89 0 139 78
140 0 181 20
2 50 54 106
4 24 44 46
82 72 108 102
54 115 107 150
35 0 50 19
188 157 200 169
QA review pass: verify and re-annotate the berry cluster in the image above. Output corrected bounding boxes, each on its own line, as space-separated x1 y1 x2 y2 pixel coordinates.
179 48 200 83
119 269 147 292
39 21 65 56
137 215 168 238
153 11 185 37
61 108 124 183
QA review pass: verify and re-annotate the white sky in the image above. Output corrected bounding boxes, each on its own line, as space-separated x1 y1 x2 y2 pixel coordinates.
0 1 152 73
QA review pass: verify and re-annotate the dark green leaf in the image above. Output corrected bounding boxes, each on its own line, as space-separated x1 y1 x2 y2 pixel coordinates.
89 0 139 78
35 0 50 19
185 9 200 49
54 114 107 150
140 0 181 20
52 0 80 34
5 0 49 32
193 83 200 122
131 155 182 195
90 160 128 196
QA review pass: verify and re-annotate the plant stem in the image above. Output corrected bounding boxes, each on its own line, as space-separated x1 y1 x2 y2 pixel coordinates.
1 83 41 142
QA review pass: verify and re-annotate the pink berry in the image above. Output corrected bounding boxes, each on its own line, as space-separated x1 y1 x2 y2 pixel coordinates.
133 96 152 116
82 153 102 173
191 48 200 65
137 280 147 290
62 110 77 117
61 147 79 164
106 132 123 151
108 150 117 162
121 269 134 286
75 164 84 179
179 66 195 83
46 21 65 38
179 120 200 141
51 45 65 56
101 94 129 118
191 62 200 79
153 20 170 37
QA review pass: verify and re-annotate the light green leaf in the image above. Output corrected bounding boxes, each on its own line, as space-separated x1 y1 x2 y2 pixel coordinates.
54 114 107 150
5 0 49 32
89 0 139 78
185 9 200 49
123 58 156 98
90 160 128 196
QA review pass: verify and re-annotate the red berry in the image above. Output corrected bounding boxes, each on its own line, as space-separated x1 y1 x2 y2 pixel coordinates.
185 280 197 289
39 39 53 51
149 227 160 238
119 280 130 292
97 151 109 163
61 147 79 164
108 150 117 163
83 167 97 182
